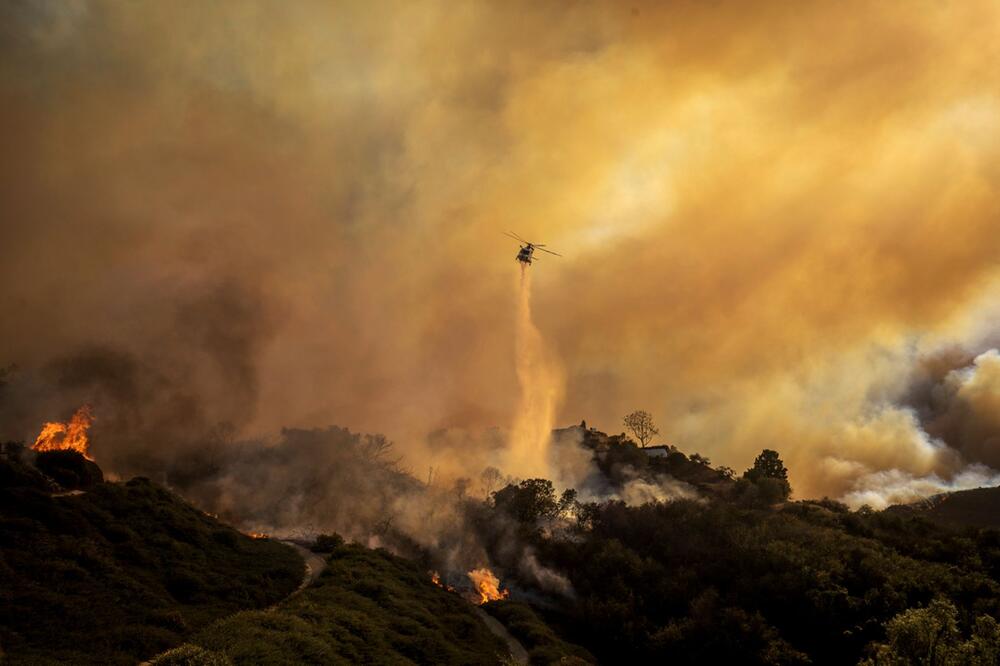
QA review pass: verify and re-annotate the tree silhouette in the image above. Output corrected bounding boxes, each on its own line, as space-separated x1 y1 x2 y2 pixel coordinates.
623 410 659 448
480 466 503 500
743 449 791 500
493 478 559 524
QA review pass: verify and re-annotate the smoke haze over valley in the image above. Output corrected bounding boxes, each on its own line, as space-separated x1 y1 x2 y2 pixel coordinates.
4 0 1000 512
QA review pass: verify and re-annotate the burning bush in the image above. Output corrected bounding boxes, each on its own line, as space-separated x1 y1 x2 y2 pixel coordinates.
467 568 509 604
31 405 94 460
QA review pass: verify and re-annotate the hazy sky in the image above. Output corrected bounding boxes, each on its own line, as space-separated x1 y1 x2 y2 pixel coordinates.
3 1 1000 501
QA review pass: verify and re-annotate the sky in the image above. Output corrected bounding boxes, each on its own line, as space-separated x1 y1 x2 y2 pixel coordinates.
2 0 1000 504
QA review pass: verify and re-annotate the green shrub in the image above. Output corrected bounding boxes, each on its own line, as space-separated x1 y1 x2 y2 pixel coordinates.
0 468 302 664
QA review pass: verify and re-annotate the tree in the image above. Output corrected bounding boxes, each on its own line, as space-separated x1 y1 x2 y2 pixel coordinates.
743 449 791 501
862 598 1000 665
623 410 659 448
493 478 559 524
558 488 579 518
310 532 345 553
480 466 503 500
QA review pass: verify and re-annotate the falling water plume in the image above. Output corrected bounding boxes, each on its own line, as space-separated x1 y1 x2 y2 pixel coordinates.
506 264 563 479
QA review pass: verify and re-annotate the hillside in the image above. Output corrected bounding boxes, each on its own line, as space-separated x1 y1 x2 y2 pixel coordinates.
155 541 514 665
886 486 1000 529
465 436 1000 664
0 448 551 666
0 450 303 665
6 429 1000 665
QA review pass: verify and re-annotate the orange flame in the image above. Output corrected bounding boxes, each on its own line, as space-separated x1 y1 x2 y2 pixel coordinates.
430 571 456 592
247 532 270 540
467 567 509 604
32 405 94 460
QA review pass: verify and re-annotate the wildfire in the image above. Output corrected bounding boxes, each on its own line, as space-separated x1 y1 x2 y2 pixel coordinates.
467 567 509 604
429 571 456 592
248 532 270 540
32 405 94 460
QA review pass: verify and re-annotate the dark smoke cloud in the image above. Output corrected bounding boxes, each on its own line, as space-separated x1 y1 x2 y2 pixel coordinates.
0 281 272 478
906 349 1000 470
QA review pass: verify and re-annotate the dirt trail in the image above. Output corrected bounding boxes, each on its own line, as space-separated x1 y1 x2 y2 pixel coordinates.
279 543 527 664
475 608 529 665
280 541 328 598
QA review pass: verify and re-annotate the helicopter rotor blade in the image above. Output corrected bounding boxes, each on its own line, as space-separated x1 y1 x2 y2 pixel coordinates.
537 247 561 256
506 231 531 244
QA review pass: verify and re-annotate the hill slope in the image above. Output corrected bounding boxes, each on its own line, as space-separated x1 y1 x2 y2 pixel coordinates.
0 452 303 665
467 437 1000 664
156 542 510 665
887 485 1000 529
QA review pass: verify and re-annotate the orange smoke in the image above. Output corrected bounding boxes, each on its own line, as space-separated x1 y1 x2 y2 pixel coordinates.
467 567 510 604
32 405 94 460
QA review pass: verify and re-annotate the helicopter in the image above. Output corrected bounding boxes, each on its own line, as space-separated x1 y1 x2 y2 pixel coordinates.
505 231 562 265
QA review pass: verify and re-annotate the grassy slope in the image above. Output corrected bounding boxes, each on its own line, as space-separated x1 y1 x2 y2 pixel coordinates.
161 543 509 666
482 601 595 665
0 457 302 665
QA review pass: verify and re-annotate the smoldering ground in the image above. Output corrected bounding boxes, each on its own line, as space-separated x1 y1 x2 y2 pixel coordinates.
4 1 1000 522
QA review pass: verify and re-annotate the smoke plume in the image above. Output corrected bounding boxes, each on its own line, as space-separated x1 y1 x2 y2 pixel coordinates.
3 0 1000 508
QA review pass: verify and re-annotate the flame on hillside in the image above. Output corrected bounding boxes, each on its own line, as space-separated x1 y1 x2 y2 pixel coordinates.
247 531 270 540
32 405 95 460
467 567 509 604
430 571 456 592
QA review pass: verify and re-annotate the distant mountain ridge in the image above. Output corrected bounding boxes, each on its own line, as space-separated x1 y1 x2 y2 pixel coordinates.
886 485 1000 529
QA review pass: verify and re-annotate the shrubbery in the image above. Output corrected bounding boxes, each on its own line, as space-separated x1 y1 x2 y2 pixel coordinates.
475 443 1000 664
0 457 302 664
185 543 509 664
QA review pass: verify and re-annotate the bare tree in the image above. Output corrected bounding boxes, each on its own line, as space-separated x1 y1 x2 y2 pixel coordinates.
359 434 402 471
480 466 503 500
623 410 659 448
360 433 392 461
